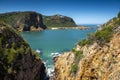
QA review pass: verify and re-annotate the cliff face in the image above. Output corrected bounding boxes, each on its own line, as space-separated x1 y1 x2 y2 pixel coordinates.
0 12 77 30
54 12 120 80
0 11 47 31
0 22 47 80
43 14 77 27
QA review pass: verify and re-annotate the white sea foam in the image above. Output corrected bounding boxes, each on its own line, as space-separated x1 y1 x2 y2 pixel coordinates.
35 49 41 53
47 67 54 76
51 52 61 58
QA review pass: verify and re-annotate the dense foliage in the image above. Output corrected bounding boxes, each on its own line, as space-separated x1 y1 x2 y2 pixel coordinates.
0 22 40 79
0 11 46 31
43 14 77 27
78 26 113 46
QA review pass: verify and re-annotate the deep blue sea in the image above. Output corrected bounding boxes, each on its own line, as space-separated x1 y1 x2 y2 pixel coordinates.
21 24 98 74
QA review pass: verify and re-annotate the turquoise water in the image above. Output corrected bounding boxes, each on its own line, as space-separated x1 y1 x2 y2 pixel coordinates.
21 26 97 70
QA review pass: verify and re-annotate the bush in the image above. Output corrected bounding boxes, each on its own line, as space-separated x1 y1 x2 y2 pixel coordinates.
71 50 83 74
94 26 113 43
115 18 120 25
118 12 120 18
74 51 83 63
78 39 92 46
71 63 78 74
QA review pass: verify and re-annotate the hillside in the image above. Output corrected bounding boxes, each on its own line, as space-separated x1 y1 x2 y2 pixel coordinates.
0 12 77 31
0 22 47 80
54 12 120 80
0 11 47 31
43 14 77 27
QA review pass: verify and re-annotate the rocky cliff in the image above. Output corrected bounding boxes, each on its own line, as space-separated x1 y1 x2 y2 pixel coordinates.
0 12 77 31
43 14 77 27
0 11 47 31
54 12 120 80
0 22 47 80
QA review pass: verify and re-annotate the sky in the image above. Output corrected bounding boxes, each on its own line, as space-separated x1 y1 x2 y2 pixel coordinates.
0 0 120 24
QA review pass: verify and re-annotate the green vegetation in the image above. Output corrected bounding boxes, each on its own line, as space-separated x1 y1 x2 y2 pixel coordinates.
0 22 41 79
71 49 83 74
43 15 77 27
0 11 76 31
71 63 78 74
33 52 41 60
78 39 92 46
94 26 113 43
0 11 46 31
74 50 83 63
77 12 120 47
71 23 114 74
78 26 113 46
118 12 120 18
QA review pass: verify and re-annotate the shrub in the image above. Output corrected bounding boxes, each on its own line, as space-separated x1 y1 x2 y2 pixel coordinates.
118 12 120 18
71 63 78 74
72 48 76 52
78 39 92 46
114 18 120 25
7 48 16 63
94 26 113 43
32 51 40 60
71 50 83 74
78 26 113 46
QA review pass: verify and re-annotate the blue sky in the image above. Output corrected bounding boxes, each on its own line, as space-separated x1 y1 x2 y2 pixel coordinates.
0 0 120 24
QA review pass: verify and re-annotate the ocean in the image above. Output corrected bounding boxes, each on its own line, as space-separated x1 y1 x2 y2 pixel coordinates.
21 24 98 75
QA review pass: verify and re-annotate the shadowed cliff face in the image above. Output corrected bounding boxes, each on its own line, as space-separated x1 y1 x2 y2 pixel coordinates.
0 11 47 31
54 12 120 80
0 23 47 80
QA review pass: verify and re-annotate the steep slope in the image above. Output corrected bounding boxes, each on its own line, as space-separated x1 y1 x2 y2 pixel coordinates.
0 11 47 31
43 14 77 27
54 12 120 80
0 22 47 80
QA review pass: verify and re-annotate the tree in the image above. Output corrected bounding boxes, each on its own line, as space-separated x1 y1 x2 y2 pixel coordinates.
118 12 120 18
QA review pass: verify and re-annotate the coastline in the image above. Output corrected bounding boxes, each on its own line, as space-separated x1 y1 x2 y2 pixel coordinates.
21 26 94 32
47 26 91 30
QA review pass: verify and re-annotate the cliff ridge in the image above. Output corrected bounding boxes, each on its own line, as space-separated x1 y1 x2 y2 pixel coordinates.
54 12 120 80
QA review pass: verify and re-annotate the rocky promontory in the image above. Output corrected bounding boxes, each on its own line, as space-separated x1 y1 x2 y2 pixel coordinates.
54 12 120 80
43 14 77 27
0 12 77 31
0 11 47 31
0 22 47 80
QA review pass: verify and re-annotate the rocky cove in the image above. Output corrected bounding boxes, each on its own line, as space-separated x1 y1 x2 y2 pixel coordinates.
21 27 97 78
0 11 120 80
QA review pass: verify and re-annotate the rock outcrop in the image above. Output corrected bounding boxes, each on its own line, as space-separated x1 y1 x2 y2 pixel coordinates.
54 12 120 80
43 14 77 27
0 11 77 30
0 22 47 80
0 11 47 31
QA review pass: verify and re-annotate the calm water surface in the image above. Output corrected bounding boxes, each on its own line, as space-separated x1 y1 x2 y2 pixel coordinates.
21 26 98 71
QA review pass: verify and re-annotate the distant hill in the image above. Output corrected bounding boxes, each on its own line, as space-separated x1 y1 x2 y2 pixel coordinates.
43 14 77 27
0 12 77 31
0 11 46 31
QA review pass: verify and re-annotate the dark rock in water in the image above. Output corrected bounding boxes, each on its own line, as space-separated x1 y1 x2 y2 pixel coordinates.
0 11 47 31
0 22 47 80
